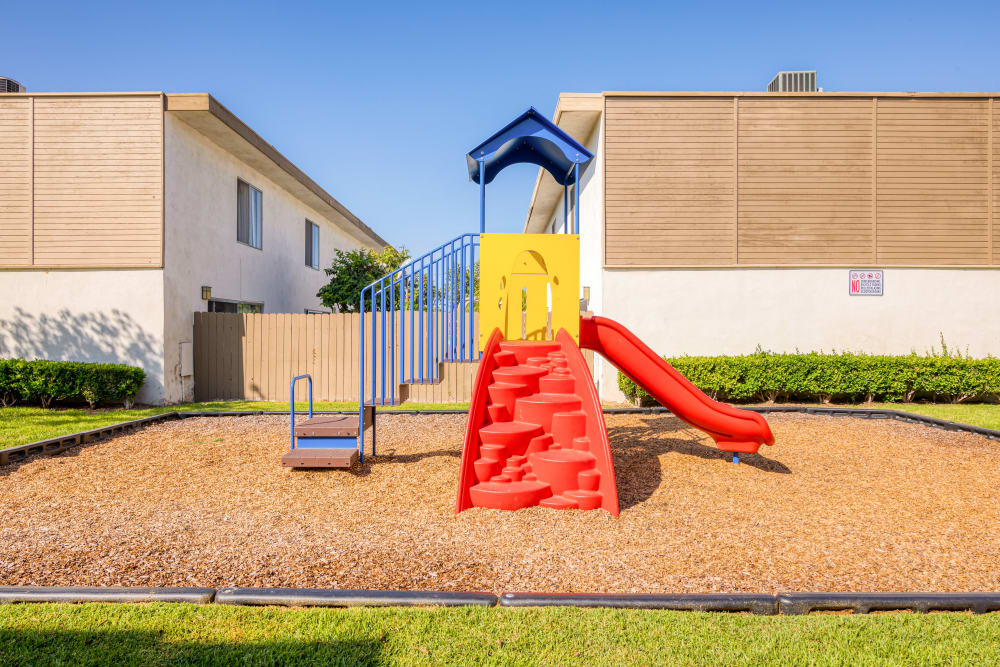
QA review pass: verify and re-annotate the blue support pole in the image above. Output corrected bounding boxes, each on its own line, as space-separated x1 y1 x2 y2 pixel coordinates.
450 242 456 360
479 158 486 233
358 291 365 459
288 374 313 450
397 267 406 384
563 183 568 233
574 162 580 235
428 256 434 382
459 239 466 361
379 278 386 404
409 266 414 383
437 254 443 379
467 240 474 360
369 287 376 408
418 260 424 382
389 272 395 406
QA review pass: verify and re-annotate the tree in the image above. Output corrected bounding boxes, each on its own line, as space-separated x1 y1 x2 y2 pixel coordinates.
317 246 410 312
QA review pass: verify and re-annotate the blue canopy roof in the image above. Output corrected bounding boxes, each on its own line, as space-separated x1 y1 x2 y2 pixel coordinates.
466 107 594 187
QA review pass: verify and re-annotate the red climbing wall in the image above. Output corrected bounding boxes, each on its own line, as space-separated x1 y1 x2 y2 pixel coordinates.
455 328 619 516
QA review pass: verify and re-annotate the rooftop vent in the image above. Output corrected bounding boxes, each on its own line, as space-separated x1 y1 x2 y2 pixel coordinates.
0 77 26 93
767 71 817 92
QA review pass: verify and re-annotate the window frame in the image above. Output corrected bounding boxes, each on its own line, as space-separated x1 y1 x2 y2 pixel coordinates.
237 178 263 250
305 219 320 270
207 299 264 314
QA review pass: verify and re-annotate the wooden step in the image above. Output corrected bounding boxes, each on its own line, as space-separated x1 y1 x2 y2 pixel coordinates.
295 407 374 437
282 448 358 469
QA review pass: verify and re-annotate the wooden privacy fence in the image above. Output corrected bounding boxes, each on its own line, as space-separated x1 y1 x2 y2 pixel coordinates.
193 312 479 403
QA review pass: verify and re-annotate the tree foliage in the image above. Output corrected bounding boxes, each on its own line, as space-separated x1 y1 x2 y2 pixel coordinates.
316 247 410 312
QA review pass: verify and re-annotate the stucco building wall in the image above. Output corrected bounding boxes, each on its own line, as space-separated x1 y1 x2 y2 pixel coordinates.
160 115 377 403
598 268 1000 402
0 269 166 403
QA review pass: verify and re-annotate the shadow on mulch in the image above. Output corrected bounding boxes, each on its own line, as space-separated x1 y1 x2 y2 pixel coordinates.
609 415 791 510
324 448 460 477
375 449 460 465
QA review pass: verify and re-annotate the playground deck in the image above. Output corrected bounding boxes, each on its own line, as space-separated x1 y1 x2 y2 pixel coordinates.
2 413 999 594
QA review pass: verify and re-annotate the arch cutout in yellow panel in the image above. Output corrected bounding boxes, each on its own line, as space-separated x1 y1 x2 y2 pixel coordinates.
479 234 579 351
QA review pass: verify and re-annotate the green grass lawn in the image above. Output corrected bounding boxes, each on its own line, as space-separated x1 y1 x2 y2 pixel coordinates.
3 400 999 450
860 403 1000 430
0 401 469 449
0 603 997 666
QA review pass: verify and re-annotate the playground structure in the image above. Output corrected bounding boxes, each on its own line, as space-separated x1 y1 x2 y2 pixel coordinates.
287 107 774 514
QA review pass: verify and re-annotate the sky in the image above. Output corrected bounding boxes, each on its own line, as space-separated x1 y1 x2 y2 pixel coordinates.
4 0 999 256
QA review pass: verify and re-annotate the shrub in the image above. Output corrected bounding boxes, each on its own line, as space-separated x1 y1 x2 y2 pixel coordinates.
617 350 1000 405
0 359 145 409
0 358 27 407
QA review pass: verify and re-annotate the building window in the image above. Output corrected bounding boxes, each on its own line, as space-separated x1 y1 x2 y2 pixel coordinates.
208 299 263 314
237 179 263 249
305 220 319 269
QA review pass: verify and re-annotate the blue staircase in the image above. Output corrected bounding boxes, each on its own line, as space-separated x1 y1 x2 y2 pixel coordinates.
357 233 480 459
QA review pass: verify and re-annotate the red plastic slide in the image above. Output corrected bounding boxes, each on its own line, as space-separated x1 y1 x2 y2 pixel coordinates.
579 316 774 454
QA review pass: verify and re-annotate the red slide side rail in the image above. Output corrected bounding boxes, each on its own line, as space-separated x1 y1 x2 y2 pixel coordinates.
455 327 505 513
579 316 774 454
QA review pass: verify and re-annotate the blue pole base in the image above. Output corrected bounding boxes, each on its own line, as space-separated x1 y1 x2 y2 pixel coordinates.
732 453 740 464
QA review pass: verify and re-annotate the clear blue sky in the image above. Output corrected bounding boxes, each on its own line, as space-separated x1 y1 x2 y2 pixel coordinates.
4 0 999 256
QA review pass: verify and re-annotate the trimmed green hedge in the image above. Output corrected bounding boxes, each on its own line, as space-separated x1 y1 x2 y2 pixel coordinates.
618 351 1000 405
0 359 145 409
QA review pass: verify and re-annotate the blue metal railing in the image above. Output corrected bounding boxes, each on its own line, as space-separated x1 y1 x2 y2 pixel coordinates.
358 233 480 457
288 374 313 451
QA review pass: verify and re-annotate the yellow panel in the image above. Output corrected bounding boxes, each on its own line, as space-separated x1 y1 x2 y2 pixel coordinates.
479 233 579 350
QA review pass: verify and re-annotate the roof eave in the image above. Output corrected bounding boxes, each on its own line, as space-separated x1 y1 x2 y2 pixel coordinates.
522 93 603 233
165 93 389 249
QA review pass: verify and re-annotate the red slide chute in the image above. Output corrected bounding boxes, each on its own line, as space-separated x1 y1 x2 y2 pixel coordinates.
579 316 774 454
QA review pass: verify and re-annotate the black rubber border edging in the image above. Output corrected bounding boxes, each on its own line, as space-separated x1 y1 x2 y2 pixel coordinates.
215 587 497 607
0 412 182 465
0 586 215 604
501 593 776 614
605 405 1000 442
777 592 1000 615
4 587 997 614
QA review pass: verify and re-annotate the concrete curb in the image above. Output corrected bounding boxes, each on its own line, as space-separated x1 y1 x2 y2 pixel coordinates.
215 587 497 607
0 586 216 604
777 592 1000 615
500 592 777 614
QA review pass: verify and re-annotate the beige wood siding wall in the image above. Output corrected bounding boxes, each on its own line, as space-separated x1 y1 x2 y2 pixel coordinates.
876 99 990 265
0 97 32 266
604 97 736 265
0 94 163 269
993 99 999 264
737 98 874 264
603 94 1000 267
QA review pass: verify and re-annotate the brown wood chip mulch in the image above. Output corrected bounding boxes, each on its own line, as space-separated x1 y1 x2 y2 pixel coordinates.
2 413 998 594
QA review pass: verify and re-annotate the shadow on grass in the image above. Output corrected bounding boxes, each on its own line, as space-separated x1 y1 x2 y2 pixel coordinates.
608 415 790 510
0 629 383 666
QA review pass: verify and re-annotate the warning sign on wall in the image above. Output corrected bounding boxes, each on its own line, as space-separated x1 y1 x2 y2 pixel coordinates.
849 270 883 296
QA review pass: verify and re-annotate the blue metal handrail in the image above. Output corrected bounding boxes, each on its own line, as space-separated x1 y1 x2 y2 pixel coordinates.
288 374 313 450
359 233 480 457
